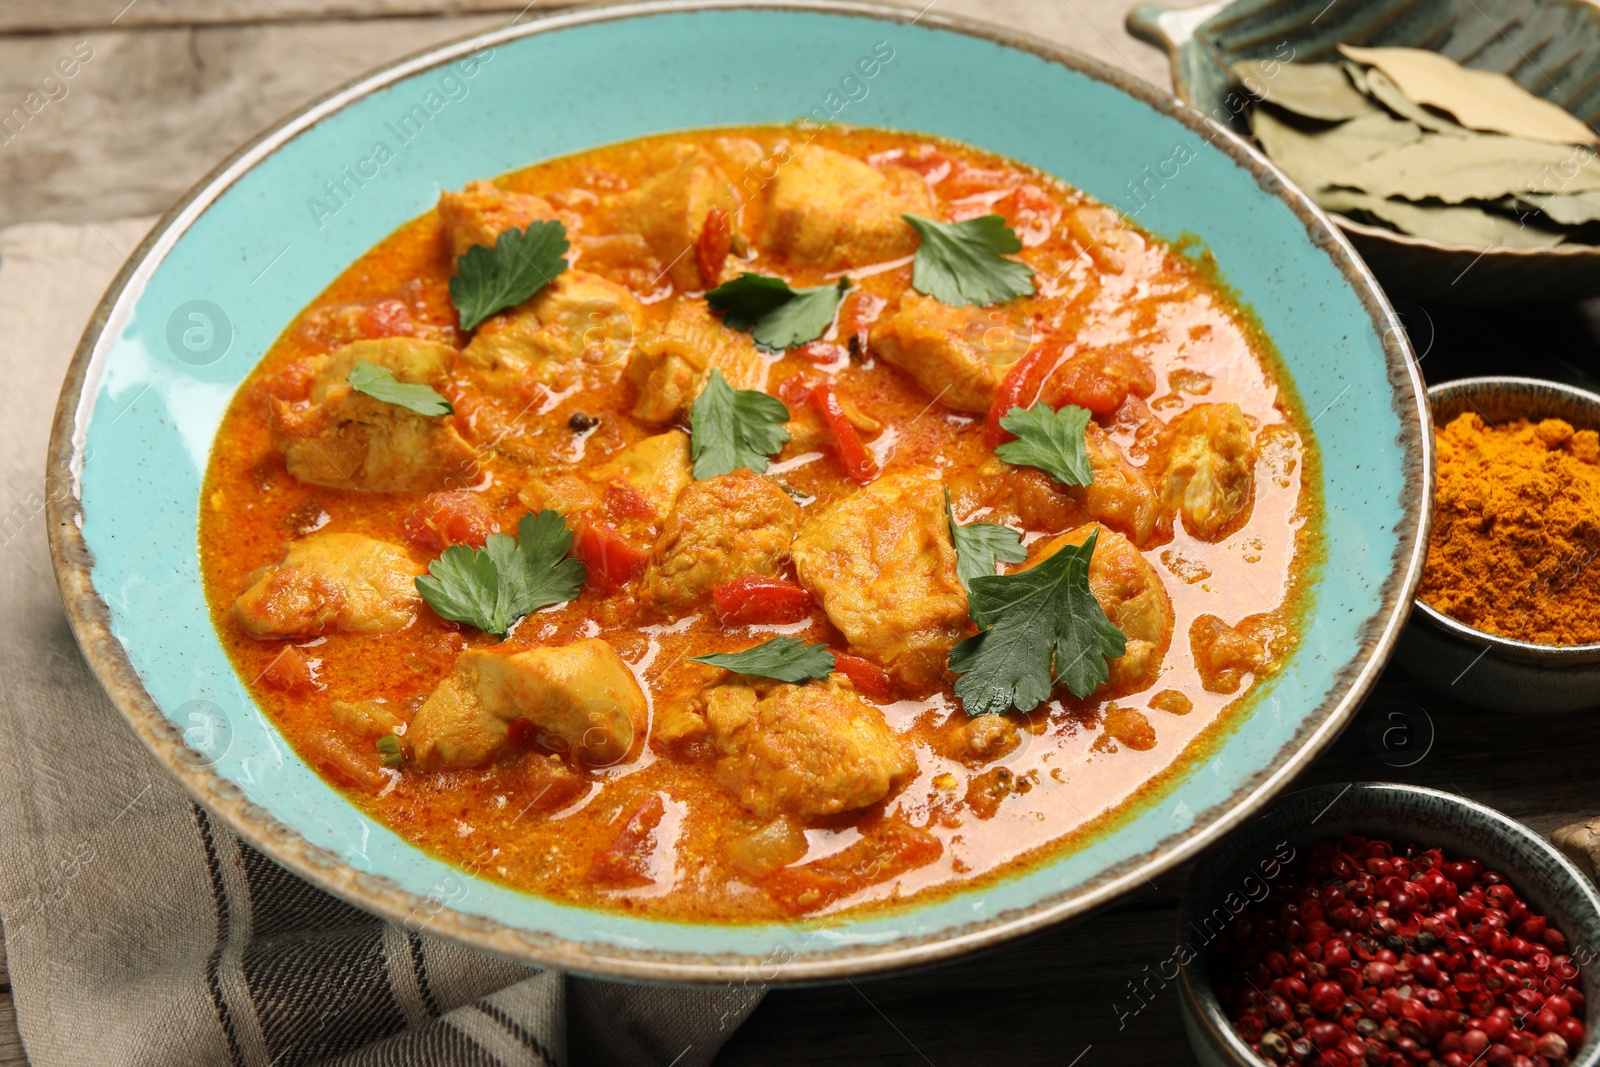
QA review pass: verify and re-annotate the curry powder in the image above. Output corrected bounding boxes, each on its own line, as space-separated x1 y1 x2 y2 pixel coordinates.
1419 412 1600 645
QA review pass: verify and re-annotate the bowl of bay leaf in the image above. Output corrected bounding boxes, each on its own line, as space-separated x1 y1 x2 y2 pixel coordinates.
1129 0 1600 303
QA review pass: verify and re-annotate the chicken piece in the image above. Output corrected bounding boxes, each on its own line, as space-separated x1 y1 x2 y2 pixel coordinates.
461 270 642 391
649 661 728 747
791 473 969 691
232 532 423 639
949 459 1082 534
1025 523 1174 695
1157 403 1256 541
438 180 561 260
762 145 934 270
641 470 801 614
870 292 1034 412
604 147 737 291
518 473 602 520
571 232 662 293
1082 422 1169 549
592 431 691 519
1190 614 1280 694
1096 704 1157 752
625 300 771 423
936 713 1022 766
705 681 915 819
269 338 477 493
409 639 646 769
950 425 1166 547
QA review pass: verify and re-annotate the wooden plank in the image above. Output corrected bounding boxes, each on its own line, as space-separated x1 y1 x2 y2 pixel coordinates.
0 930 21 1067
0 1 542 36
0 15 507 230
0 0 1189 230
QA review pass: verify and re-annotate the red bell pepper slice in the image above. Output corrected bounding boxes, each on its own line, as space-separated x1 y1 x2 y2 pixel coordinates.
695 207 732 288
830 652 897 702
713 575 815 625
983 346 1051 448
810 383 878 484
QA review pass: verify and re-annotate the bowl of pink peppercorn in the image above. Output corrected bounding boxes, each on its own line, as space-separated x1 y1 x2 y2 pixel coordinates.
1178 782 1600 1067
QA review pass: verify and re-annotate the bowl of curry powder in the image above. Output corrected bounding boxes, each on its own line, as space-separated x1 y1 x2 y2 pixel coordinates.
1398 376 1600 711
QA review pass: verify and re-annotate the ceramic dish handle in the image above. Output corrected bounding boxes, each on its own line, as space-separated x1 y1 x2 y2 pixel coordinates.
1125 0 1230 56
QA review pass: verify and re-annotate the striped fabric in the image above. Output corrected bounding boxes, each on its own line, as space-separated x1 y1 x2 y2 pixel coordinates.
0 218 762 1066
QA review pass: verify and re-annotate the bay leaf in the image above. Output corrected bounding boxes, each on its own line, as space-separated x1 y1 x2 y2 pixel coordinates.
1317 188 1567 248
1231 59 1379 122
1249 106 1423 189
1512 188 1600 226
1340 133 1600 202
1362 67 1472 135
1338 45 1598 146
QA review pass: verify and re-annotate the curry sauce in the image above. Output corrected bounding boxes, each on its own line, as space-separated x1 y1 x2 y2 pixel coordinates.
199 125 1320 922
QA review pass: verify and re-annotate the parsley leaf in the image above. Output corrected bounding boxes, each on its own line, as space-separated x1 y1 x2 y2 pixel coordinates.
947 529 1126 714
347 360 454 416
706 273 851 352
415 510 585 638
689 368 791 480
994 403 1094 487
945 488 1026 590
690 636 836 683
449 220 570 331
903 214 1035 307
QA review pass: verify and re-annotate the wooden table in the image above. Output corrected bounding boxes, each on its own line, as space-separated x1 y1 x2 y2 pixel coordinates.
5 1 1597 1063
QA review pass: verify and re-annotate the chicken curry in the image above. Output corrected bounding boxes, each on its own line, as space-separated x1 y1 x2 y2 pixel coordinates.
200 126 1319 922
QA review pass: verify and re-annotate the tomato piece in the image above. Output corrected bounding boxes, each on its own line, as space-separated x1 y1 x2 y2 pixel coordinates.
261 645 315 693
356 297 416 339
401 492 497 553
306 728 386 791
588 794 667 888
763 820 941 914
797 340 849 367
897 145 954 182
1039 347 1155 418
573 522 649 590
694 207 732 288
249 359 317 408
604 480 656 521
775 373 817 409
713 575 815 625
830 652 897 702
983 346 1052 448
810 383 878 484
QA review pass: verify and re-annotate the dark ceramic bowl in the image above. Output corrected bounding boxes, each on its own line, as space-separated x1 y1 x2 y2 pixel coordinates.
1395 376 1600 712
1127 0 1600 304
1179 782 1600 1067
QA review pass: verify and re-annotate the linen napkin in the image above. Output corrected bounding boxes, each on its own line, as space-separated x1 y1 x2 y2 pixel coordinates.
0 217 760 1066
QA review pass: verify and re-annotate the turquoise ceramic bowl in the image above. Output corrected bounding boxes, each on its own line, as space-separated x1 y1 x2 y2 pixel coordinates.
1178 783 1600 1067
46 0 1429 981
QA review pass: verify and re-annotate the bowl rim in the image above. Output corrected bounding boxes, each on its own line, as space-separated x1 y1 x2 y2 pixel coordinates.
1127 0 1600 260
44 0 1432 982
1176 781 1600 1067
1413 375 1600 664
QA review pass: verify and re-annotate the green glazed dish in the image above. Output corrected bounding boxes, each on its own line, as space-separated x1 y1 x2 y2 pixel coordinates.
1128 0 1600 303
47 0 1428 981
